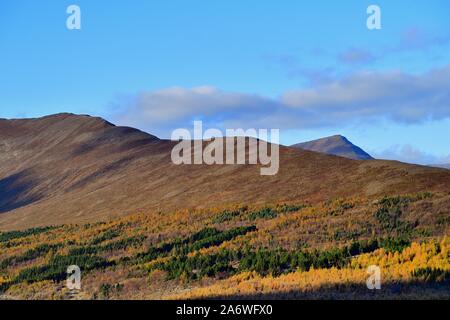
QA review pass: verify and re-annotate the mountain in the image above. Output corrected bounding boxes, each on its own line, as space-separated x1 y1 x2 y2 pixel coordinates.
291 135 373 160
430 164 450 170
0 113 449 230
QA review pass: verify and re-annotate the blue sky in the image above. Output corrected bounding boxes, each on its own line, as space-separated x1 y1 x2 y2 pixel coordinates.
0 0 449 164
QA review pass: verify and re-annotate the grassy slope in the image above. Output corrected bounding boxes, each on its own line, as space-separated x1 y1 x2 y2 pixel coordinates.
1 114 450 231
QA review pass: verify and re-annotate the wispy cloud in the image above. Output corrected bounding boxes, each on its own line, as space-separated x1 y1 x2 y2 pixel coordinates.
267 28 450 80
109 64 450 138
263 54 337 85
335 28 450 66
395 27 450 52
109 86 281 136
337 48 375 65
371 144 450 165
281 64 450 124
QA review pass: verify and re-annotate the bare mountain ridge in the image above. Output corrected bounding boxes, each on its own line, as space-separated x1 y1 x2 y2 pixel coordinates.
0 113 449 230
430 164 450 170
291 135 373 160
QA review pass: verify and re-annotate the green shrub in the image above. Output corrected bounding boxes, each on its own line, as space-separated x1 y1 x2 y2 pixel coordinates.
14 254 113 284
0 243 60 270
152 239 388 280
436 214 450 226
248 208 278 220
379 237 411 253
90 229 120 245
135 226 256 264
374 196 417 237
187 226 256 252
69 235 146 256
412 268 449 283
212 210 244 224
0 226 56 243
277 204 307 214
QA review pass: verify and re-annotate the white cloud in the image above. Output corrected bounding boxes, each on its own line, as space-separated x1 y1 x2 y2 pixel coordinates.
371 144 450 165
281 65 450 124
109 64 450 138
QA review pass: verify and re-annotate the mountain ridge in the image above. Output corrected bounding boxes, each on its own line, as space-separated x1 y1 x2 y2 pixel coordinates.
429 164 450 170
0 114 449 230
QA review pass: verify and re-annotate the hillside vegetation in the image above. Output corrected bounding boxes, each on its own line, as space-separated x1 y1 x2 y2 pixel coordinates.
0 191 448 299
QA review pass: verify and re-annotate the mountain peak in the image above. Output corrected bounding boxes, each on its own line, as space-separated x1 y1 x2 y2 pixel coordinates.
291 135 373 160
324 134 349 143
0 113 159 152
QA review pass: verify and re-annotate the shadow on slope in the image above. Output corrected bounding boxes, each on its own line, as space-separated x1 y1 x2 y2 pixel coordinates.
0 170 42 214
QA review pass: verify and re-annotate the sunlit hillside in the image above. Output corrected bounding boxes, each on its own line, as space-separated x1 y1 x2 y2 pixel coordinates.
1 192 448 300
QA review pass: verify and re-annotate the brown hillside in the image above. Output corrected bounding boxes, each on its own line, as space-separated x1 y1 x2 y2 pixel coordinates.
0 113 449 230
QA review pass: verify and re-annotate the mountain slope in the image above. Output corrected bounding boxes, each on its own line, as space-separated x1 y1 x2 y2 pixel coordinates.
430 164 450 170
0 114 449 230
291 135 373 160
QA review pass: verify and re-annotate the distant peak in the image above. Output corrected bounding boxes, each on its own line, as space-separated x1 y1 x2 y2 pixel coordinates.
291 135 373 160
